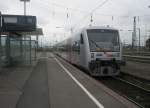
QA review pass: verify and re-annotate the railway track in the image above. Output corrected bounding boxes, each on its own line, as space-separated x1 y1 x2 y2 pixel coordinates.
120 73 150 91
98 75 150 108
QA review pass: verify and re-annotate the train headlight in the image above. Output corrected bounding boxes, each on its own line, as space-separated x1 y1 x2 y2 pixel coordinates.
91 53 94 58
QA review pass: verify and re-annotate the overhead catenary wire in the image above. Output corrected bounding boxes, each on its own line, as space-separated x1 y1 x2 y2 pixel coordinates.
35 0 121 17
91 0 109 14
72 0 110 29
35 0 150 32
36 0 150 18
34 0 150 46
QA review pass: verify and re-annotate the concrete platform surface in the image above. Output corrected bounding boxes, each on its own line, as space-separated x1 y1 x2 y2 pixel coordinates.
15 52 139 108
0 66 34 108
15 59 50 108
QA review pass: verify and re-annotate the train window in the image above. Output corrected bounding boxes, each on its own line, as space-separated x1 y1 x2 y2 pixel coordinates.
80 34 84 44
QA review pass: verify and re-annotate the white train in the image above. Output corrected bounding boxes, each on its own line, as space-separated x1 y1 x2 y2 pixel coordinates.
55 26 122 76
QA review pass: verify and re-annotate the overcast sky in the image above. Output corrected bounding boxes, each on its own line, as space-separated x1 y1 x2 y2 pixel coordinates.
1 0 150 46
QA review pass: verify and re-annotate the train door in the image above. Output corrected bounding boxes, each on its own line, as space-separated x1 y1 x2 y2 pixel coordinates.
80 33 86 67
67 38 72 62
72 35 80 65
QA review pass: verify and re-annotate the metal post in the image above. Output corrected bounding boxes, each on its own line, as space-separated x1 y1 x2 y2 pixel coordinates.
29 37 31 64
23 1 26 62
138 28 141 51
0 12 2 66
20 37 23 61
20 0 30 15
132 16 136 48
24 1 26 15
23 1 26 63
0 12 2 59
34 35 38 60
35 41 36 60
6 33 11 66
36 35 38 49
132 32 134 48
20 0 30 63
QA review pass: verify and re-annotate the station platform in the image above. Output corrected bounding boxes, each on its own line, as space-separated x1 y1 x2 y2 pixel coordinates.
15 52 139 108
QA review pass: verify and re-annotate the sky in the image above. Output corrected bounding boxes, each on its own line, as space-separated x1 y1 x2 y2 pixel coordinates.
1 0 150 46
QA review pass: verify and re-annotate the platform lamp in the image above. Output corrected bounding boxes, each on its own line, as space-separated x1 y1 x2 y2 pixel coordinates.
20 0 30 15
20 0 30 63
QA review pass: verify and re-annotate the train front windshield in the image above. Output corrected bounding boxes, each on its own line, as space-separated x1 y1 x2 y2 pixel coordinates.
87 29 120 52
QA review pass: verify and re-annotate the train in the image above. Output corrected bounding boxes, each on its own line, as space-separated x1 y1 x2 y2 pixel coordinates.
55 26 122 76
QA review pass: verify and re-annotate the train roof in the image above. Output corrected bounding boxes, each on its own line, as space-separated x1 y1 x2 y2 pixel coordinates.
72 26 118 36
81 26 118 31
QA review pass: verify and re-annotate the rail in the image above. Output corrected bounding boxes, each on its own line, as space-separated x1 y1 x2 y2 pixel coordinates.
98 76 150 108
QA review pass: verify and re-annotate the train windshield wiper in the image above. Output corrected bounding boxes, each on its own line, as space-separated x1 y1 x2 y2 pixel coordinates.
90 40 101 49
89 40 112 51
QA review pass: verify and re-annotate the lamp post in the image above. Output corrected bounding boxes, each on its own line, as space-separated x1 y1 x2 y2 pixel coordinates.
20 0 30 63
137 28 141 51
20 0 30 15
